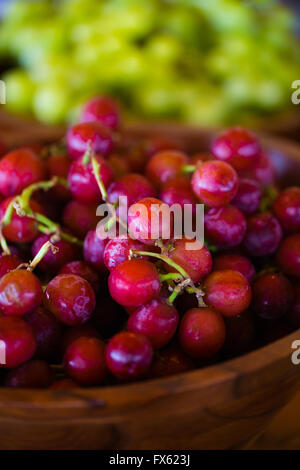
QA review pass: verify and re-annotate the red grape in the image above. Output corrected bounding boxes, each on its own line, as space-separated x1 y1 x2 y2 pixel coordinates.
204 269 252 317
32 234 78 273
213 254 256 283
212 127 261 171
83 229 107 272
164 238 212 283
127 299 179 349
0 197 44 243
179 308 226 358
25 306 62 360
277 234 300 278
252 273 293 320
243 213 282 257
108 173 156 208
128 197 174 245
5 360 54 388
205 205 246 249
0 270 43 316
146 150 188 189
44 274 96 326
104 236 148 272
47 151 71 201
191 160 239 207
232 178 262 214
64 337 107 386
0 148 47 197
148 344 196 378
106 331 153 381
63 200 99 238
108 259 161 307
68 154 114 204
0 316 36 368
273 186 300 233
67 121 114 160
59 260 100 293
80 96 120 129
287 282 300 327
0 254 21 279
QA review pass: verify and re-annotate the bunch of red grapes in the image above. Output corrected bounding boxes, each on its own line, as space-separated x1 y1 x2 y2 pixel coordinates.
0 96 299 389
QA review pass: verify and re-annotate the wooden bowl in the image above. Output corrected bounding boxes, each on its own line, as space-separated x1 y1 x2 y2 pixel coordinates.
0 118 300 450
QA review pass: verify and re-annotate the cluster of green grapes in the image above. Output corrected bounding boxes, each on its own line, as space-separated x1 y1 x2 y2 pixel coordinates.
0 0 299 125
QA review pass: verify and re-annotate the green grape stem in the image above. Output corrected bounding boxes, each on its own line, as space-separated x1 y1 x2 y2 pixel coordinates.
27 240 58 272
0 178 82 247
0 228 10 255
18 177 67 211
131 249 190 279
91 156 108 201
82 141 93 165
159 272 183 282
182 164 196 174
131 249 205 306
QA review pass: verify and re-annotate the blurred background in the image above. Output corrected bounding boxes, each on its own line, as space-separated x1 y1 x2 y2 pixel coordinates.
0 0 299 131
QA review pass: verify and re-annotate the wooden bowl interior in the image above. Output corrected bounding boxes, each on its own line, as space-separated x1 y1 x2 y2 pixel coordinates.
0 114 299 449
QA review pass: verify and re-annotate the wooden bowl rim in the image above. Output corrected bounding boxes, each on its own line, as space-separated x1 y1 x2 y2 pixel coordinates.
0 123 299 410
0 329 299 410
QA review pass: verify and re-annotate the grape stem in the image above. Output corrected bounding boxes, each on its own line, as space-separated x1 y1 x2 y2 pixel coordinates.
182 164 196 174
259 185 279 213
159 272 183 282
1 198 16 226
92 156 108 201
0 178 82 247
131 249 190 279
18 177 67 211
82 141 93 165
168 278 191 304
0 228 10 255
27 240 58 272
131 248 206 306
90 160 136 238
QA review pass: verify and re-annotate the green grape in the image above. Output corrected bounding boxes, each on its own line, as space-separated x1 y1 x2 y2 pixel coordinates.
4 69 36 114
70 19 106 44
265 5 295 31
0 0 299 125
58 0 103 21
146 35 183 64
4 0 54 26
161 6 209 47
255 79 285 109
0 26 13 58
223 76 256 106
30 55 72 83
136 81 184 118
73 36 124 68
177 80 228 124
33 82 72 124
193 0 257 33
183 87 231 126
8 24 64 69
106 49 151 87
98 0 156 40
224 73 285 110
